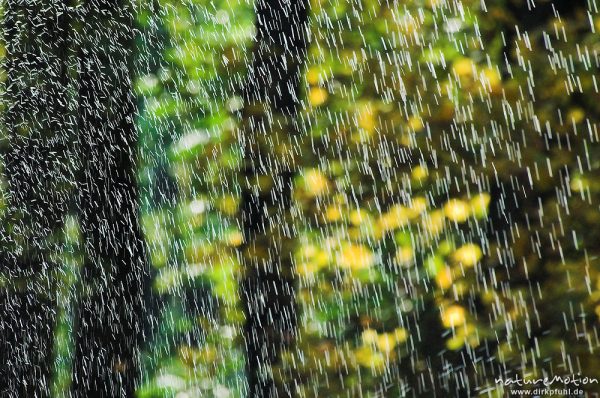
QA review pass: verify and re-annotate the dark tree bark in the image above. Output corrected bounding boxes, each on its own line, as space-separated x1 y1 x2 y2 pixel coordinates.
70 0 148 396
0 0 73 396
240 1 308 397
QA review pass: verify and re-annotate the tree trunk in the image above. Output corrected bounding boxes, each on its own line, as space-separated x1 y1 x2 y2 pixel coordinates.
240 1 308 396
0 0 73 396
70 0 148 396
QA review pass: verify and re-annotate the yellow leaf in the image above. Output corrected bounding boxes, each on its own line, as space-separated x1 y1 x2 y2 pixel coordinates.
422 209 445 236
410 196 428 214
435 266 453 289
441 305 466 328
411 165 428 181
446 334 465 351
355 346 386 370
567 108 585 124
408 115 424 132
444 199 470 222
376 333 397 353
349 209 369 226
378 204 411 231
452 244 482 267
325 205 342 222
225 230 243 247
306 67 320 85
218 195 239 216
453 58 474 78
302 169 330 197
393 327 408 343
338 244 375 270
357 106 376 133
296 262 320 277
395 246 414 267
309 87 328 106
361 329 378 345
470 193 490 218
481 67 501 94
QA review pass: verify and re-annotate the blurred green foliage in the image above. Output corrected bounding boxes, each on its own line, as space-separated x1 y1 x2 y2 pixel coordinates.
1 0 599 396
133 0 254 396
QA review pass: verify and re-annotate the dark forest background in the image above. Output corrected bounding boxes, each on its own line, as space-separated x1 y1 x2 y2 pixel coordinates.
1 0 600 397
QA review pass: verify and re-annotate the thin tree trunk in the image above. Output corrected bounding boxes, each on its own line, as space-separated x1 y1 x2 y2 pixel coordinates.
70 0 148 395
240 1 308 396
0 0 73 396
